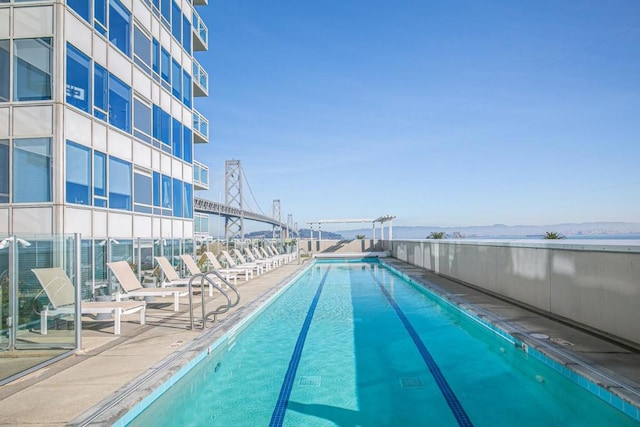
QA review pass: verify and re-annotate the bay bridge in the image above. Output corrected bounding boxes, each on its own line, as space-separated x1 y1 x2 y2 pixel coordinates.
193 160 297 240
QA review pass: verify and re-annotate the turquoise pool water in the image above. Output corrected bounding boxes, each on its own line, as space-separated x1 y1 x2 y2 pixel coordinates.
126 260 638 426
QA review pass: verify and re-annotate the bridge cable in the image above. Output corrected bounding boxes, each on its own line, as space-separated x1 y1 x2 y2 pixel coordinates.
240 164 266 216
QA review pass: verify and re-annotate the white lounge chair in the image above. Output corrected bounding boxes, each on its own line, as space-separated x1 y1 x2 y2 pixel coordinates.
244 247 277 270
253 247 282 267
155 256 216 297
107 260 189 312
32 267 146 335
234 248 272 272
221 250 263 276
200 251 253 281
181 254 237 286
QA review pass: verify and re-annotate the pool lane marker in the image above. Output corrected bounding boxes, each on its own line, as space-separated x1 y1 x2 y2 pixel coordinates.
269 266 331 427
370 269 474 427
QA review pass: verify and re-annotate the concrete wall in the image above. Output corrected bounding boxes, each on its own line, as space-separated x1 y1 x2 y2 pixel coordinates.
387 239 640 346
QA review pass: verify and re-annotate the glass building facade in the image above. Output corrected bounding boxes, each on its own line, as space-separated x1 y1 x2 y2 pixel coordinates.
0 0 210 241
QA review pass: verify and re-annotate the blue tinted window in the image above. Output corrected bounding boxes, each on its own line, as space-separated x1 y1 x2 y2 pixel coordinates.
152 104 161 142
108 73 131 132
14 38 52 101
183 126 192 163
172 178 182 217
152 39 160 75
160 48 170 83
171 59 181 99
161 0 170 24
134 172 152 207
94 63 108 119
161 174 172 211
66 141 91 205
182 15 191 54
0 41 8 103
94 151 107 201
134 99 151 142
153 171 160 206
172 118 182 158
134 27 151 73
66 44 91 112
160 109 170 147
182 70 191 108
68 0 90 22
0 140 8 203
108 157 131 210
171 1 181 42
183 182 193 218
109 0 131 57
13 138 51 203
95 0 107 32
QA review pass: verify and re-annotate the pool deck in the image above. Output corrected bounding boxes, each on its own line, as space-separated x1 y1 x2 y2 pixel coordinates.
0 257 639 425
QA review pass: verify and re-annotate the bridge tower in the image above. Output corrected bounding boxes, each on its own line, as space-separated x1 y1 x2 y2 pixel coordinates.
287 214 293 238
225 160 244 240
272 199 281 239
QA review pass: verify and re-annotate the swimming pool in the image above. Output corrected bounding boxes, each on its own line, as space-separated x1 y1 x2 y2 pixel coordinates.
124 260 639 426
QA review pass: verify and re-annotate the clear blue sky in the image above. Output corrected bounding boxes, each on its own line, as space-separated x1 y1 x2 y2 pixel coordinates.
195 1 640 232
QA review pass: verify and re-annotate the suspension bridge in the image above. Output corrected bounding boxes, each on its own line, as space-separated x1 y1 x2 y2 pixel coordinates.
194 160 297 240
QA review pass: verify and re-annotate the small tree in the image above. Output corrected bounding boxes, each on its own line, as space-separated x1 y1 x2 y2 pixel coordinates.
355 234 366 240
427 231 447 239
543 231 565 240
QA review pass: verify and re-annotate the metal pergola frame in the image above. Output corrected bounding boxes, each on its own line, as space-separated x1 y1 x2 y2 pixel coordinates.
307 215 396 240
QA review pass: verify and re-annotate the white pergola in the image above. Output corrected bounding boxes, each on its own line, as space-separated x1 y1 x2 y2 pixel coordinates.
307 215 396 240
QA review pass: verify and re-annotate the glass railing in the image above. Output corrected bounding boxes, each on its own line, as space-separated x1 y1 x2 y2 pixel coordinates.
192 59 208 96
193 109 209 142
193 160 209 189
192 9 208 50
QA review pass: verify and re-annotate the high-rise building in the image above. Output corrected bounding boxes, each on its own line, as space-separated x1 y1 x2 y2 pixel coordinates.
0 0 210 254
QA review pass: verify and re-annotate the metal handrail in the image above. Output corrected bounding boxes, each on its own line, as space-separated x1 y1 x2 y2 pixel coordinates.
204 270 240 323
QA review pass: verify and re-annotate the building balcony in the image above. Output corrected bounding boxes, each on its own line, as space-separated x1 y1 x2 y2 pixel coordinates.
193 109 209 143
193 160 209 191
192 59 208 97
192 10 208 51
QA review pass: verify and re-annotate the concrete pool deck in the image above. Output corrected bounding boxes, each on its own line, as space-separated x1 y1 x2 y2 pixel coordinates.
0 257 639 425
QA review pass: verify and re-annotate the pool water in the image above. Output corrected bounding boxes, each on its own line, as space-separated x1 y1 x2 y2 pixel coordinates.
127 260 638 426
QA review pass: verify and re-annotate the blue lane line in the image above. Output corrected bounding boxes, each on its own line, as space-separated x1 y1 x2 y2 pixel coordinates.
370 269 474 427
269 266 331 427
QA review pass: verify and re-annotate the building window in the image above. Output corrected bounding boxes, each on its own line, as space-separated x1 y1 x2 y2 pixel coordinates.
160 0 170 27
171 59 181 100
172 118 182 159
94 63 108 120
134 26 151 74
0 140 8 203
108 156 131 210
172 178 182 217
108 73 131 132
171 1 181 43
182 70 191 108
134 98 151 143
14 38 52 102
134 170 152 213
152 38 160 80
66 141 91 205
182 15 191 55
0 40 9 102
68 0 90 22
66 43 92 113
109 0 131 57
183 126 192 163
160 108 170 150
13 138 52 203
161 174 172 215
160 47 171 87
183 182 193 219
95 0 108 35
94 151 107 207
152 171 160 213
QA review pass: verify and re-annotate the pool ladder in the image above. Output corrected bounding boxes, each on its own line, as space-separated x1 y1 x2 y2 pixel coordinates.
187 271 240 329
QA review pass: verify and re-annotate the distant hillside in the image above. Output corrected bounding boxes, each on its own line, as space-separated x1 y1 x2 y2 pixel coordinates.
336 222 640 239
